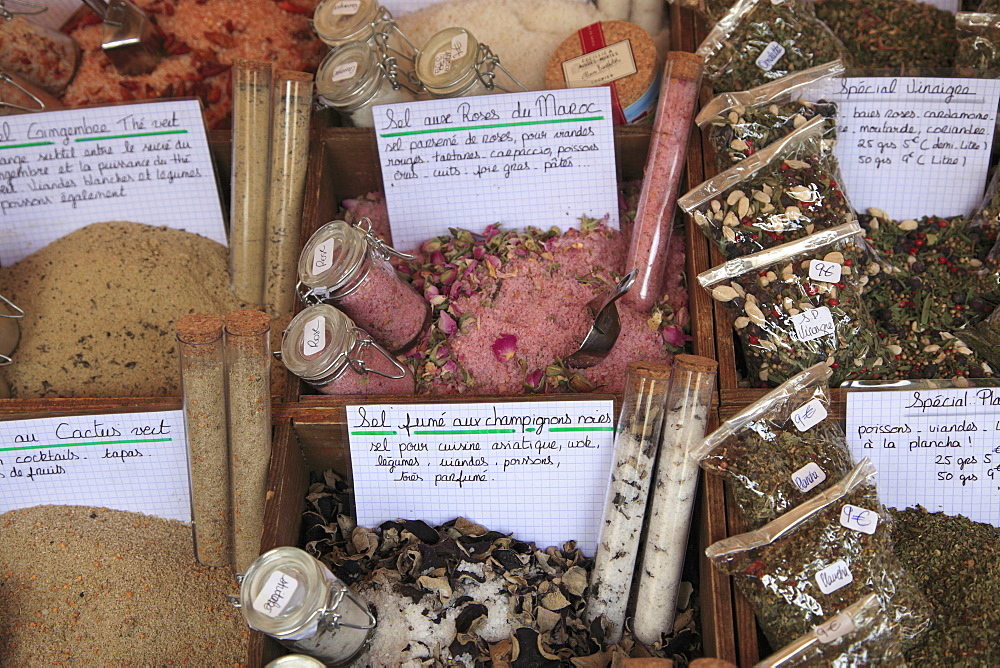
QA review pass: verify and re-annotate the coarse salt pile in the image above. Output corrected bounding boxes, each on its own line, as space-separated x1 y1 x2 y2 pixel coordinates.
61 0 325 128
339 185 689 396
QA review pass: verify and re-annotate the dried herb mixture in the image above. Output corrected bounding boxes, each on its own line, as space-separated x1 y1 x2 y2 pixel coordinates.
707 462 933 653
814 0 957 69
889 506 1000 666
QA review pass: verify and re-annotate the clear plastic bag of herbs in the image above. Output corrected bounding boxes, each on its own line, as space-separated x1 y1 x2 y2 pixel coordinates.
956 12 1000 73
753 593 905 668
698 222 896 387
705 458 933 654
813 0 957 70
693 362 855 530
694 0 850 93
696 60 844 171
681 115 852 259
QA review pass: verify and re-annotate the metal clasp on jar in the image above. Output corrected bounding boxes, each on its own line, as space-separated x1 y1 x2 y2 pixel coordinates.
368 11 423 91
0 0 47 20
0 69 45 112
472 43 526 94
345 327 408 379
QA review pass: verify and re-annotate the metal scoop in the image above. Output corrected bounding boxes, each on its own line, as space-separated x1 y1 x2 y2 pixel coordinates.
565 269 638 369
82 0 164 76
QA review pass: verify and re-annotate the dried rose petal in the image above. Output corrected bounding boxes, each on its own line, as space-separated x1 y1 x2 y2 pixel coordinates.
492 334 517 362
439 311 458 336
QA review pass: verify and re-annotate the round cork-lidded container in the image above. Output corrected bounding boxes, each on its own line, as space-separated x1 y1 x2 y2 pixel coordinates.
545 20 660 125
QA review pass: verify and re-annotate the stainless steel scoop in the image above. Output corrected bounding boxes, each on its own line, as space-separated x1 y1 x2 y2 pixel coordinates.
565 269 638 369
82 0 164 76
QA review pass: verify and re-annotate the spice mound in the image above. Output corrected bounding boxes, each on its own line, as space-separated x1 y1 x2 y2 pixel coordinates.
0 504 247 664
60 0 325 129
0 221 245 398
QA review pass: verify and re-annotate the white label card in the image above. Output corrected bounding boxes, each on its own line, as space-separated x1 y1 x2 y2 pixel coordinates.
347 399 616 555
372 88 619 252
302 315 327 357
252 571 300 618
803 76 1000 220
815 611 856 644
333 0 361 14
0 99 227 265
845 387 1000 529
791 461 827 493
312 238 335 275
791 397 828 432
0 410 190 521
561 40 638 88
332 62 359 82
840 503 880 535
816 560 854 595
791 306 836 342
809 259 842 284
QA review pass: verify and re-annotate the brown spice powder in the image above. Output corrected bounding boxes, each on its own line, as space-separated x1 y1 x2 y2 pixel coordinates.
0 505 248 664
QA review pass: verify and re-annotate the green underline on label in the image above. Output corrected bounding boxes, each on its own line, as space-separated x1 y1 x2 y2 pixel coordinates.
74 129 189 142
0 437 172 453
549 426 615 432
379 116 606 137
414 428 518 435
0 141 55 150
351 430 398 436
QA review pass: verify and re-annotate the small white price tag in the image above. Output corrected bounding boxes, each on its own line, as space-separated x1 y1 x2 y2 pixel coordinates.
312 238 335 275
302 315 327 357
809 259 843 284
252 571 300 618
332 61 359 82
840 504 880 535
791 306 836 342
333 0 361 14
791 397 828 432
815 611 856 644
755 42 785 71
791 461 827 493
816 560 853 595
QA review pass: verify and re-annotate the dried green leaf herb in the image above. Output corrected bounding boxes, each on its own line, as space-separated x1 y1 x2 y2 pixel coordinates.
889 506 1000 666
956 12 1000 73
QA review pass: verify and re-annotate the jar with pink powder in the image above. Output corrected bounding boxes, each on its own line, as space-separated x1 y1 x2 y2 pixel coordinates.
297 218 429 353
279 303 415 395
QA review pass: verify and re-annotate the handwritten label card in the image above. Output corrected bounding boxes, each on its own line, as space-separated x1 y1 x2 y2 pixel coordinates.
347 399 616 555
0 99 227 266
845 386 1000 528
372 88 619 252
0 410 191 521
806 76 1000 221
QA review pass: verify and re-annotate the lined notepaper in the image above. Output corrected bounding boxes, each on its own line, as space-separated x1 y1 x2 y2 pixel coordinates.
0 99 227 265
347 399 616 555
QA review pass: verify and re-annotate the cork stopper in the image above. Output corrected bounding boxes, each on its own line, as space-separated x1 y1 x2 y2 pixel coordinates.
673 354 719 375
274 68 315 89
626 360 673 380
224 309 271 337
665 50 705 82
234 58 273 75
177 313 224 345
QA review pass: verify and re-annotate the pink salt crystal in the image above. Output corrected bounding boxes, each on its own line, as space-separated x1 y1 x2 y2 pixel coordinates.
337 255 430 354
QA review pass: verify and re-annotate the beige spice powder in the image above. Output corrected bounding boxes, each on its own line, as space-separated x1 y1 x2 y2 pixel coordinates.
0 505 248 665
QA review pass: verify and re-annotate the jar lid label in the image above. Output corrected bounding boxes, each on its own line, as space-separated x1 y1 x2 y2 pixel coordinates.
312 238 336 275
332 0 361 15
433 32 468 76
252 570 300 618
302 315 328 357
332 61 360 83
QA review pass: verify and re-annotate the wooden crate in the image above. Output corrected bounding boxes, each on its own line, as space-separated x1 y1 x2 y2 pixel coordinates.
251 14 739 664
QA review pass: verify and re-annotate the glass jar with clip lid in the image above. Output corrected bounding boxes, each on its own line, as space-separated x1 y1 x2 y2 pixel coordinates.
279 303 415 395
414 26 526 98
312 0 418 68
232 546 376 666
315 40 417 128
0 0 80 96
297 218 429 354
